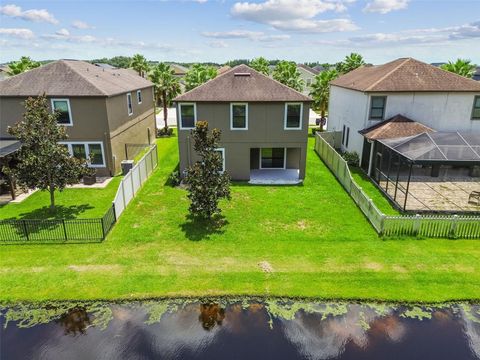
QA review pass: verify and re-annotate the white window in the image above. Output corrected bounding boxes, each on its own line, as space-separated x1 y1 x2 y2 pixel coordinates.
137 90 142 104
284 103 303 130
215 148 225 173
61 142 106 167
259 148 286 169
179 103 196 129
51 98 73 126
127 93 133 116
230 103 248 130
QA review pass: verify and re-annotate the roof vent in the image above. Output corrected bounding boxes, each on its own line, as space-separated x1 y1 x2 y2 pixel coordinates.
234 72 251 77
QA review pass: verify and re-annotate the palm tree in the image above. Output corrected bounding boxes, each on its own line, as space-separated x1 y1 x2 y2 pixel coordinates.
309 69 339 130
7 56 40 76
337 53 365 74
441 59 477 78
184 64 218 91
130 54 149 77
250 57 270 76
272 61 304 92
149 63 181 130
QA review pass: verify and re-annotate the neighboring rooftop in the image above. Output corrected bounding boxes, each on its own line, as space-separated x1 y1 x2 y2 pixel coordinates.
474 66 480 82
169 63 189 75
0 60 153 97
331 58 480 92
175 64 312 102
359 114 435 140
297 64 320 75
0 139 21 157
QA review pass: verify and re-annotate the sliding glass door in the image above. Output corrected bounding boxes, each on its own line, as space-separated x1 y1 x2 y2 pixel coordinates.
260 148 285 169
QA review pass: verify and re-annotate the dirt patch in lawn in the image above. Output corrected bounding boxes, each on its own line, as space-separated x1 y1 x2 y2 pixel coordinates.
68 265 122 272
258 261 274 273
364 262 384 271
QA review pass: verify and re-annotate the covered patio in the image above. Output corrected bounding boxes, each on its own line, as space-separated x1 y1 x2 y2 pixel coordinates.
249 169 301 185
374 132 480 212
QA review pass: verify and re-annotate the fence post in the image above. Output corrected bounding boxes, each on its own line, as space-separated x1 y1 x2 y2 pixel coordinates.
121 180 127 209
413 214 421 236
379 215 385 236
130 170 135 195
22 220 29 241
101 217 106 239
450 214 459 239
62 219 68 241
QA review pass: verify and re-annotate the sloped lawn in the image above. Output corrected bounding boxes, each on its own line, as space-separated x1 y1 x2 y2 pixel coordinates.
1 134 479 303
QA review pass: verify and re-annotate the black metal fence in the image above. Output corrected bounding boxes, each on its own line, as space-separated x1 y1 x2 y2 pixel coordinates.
0 205 116 244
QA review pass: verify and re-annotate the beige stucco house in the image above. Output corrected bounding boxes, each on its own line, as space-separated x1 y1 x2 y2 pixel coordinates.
0 60 156 176
174 64 312 184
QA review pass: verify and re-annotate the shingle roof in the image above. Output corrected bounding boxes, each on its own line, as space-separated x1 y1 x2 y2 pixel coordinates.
0 60 153 97
175 64 312 102
359 114 435 140
331 58 480 92
297 64 320 75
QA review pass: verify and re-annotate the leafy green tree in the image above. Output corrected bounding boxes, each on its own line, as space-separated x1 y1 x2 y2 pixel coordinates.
249 57 270 75
91 56 132 68
272 61 304 92
149 63 181 131
7 56 40 76
7 95 93 209
184 64 218 91
130 54 149 77
441 59 477 78
336 53 366 74
184 121 231 220
309 69 339 130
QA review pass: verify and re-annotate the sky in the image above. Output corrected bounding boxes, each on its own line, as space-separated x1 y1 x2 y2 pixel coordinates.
0 0 479 64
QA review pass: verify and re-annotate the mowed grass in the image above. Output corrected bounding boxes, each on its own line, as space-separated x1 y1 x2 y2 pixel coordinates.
1 134 479 303
0 177 121 220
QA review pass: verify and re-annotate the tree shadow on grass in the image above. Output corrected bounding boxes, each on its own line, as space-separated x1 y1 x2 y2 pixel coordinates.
180 214 229 241
12 204 95 220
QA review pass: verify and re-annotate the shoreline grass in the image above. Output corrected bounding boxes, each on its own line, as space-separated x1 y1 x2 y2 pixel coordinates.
1 134 479 303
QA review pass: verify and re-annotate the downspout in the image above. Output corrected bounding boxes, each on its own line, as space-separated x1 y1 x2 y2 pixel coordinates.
367 139 375 176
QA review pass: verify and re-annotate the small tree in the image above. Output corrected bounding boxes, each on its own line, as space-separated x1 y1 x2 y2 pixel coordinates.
7 95 93 209
184 121 230 220
441 59 477 78
336 53 365 74
309 69 339 130
149 63 181 131
272 61 304 92
250 57 270 76
184 64 218 91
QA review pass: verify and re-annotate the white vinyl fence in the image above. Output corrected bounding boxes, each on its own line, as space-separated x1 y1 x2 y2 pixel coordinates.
113 144 158 218
315 132 480 239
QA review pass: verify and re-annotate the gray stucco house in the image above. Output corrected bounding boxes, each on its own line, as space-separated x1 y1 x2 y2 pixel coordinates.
0 60 156 176
174 64 312 184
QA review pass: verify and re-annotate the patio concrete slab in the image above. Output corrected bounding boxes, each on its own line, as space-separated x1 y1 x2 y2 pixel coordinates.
249 169 302 185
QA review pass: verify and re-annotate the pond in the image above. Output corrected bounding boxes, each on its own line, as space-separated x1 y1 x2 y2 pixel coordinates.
1 299 479 359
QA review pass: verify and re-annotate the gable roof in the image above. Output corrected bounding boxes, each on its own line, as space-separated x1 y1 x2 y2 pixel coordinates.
297 64 320 75
175 64 312 102
331 58 480 92
359 114 435 140
0 60 153 97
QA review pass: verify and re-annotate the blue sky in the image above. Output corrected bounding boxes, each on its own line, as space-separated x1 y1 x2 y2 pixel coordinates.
0 0 479 64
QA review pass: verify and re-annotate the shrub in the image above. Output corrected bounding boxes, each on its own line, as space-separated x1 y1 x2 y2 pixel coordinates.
168 170 181 187
342 151 360 167
157 127 174 137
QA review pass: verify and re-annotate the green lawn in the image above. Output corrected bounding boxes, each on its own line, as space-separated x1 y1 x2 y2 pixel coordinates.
0 177 121 220
1 135 479 303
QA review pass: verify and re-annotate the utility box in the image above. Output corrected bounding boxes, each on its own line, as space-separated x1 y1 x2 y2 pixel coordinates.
121 160 134 175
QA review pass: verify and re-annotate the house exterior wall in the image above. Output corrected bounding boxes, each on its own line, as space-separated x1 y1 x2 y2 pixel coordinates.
297 67 316 96
327 85 480 163
177 101 310 180
106 87 156 174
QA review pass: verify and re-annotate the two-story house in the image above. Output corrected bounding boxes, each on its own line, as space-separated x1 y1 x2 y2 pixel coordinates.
174 64 312 184
327 58 480 173
297 64 320 96
0 60 156 177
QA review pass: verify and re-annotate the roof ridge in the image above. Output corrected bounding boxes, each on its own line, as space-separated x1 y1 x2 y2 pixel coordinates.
62 60 109 96
365 58 411 92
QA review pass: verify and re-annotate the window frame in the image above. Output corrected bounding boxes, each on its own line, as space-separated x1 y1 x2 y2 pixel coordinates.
127 92 133 116
369 96 387 120
214 148 225 173
51 98 73 126
137 90 142 104
284 102 303 130
472 95 480 120
179 102 197 130
259 147 286 170
230 103 248 130
61 141 106 168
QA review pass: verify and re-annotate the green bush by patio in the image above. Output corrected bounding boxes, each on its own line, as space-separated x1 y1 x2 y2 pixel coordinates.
0 135 479 303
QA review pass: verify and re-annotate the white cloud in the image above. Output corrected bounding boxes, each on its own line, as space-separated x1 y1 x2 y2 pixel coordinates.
55 28 70 37
202 29 291 41
208 40 228 48
363 0 409 14
0 27 34 39
71 20 95 30
0 4 58 24
231 0 358 33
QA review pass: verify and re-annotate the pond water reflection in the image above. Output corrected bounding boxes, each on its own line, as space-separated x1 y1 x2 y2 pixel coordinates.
1 299 479 359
